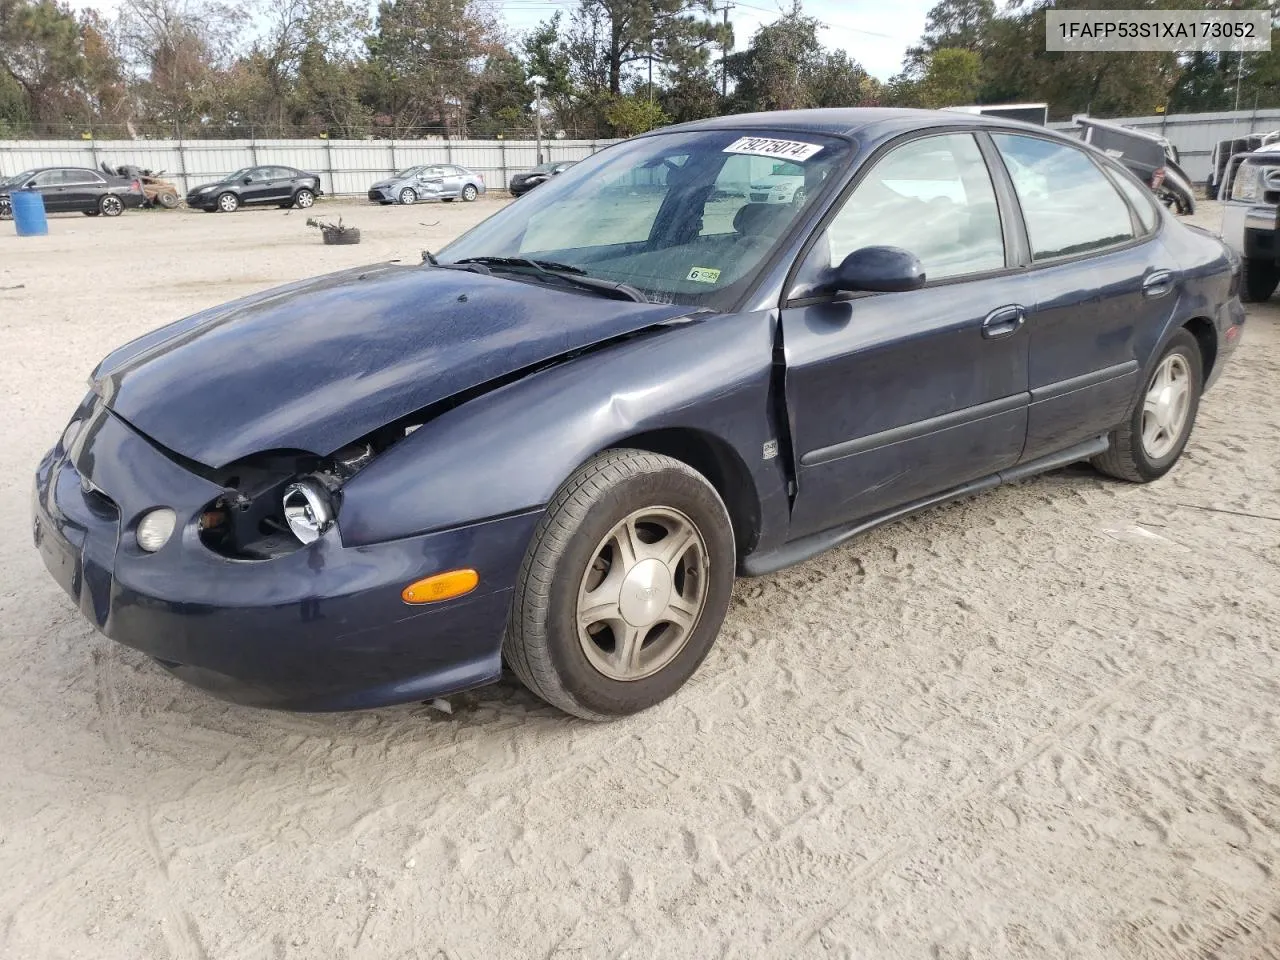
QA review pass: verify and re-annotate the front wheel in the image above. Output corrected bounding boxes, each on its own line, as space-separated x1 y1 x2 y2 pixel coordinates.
217 192 239 213
461 184 478 202
504 449 735 719
398 187 417 205
1240 257 1279 303
1092 329 1202 483
99 194 124 217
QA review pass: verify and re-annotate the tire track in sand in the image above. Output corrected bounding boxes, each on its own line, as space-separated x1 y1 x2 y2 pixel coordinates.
93 646 208 960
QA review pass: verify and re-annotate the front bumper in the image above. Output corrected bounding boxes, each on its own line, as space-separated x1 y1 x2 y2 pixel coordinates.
32 396 540 711
368 186 394 202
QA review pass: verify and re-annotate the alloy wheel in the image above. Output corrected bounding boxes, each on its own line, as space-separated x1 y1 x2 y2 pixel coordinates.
295 189 315 209
1141 353 1191 460
218 192 238 212
576 506 708 682
399 188 416 205
100 195 123 217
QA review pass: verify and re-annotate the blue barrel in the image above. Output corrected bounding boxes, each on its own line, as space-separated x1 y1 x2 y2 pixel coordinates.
11 190 49 236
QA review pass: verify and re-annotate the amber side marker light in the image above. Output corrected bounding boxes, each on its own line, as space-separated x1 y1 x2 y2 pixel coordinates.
402 569 479 604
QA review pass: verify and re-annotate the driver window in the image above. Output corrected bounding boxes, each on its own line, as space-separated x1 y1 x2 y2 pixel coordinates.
825 133 1005 282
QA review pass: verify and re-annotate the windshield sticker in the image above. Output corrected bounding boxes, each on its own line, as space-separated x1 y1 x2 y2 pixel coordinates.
687 266 721 284
724 137 824 162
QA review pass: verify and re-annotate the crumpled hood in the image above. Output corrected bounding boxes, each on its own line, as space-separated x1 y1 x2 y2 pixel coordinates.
93 263 694 469
370 178 400 189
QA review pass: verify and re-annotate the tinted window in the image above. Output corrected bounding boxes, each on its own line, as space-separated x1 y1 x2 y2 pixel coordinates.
63 169 104 184
993 134 1136 260
826 133 1005 282
1107 168 1160 234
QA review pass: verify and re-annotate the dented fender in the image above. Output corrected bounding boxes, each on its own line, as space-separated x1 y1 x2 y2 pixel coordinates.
338 311 792 553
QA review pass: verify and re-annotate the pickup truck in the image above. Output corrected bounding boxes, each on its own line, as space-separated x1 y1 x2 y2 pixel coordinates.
1221 139 1280 302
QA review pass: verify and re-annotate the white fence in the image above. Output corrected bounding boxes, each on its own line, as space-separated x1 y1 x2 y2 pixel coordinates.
0 138 620 197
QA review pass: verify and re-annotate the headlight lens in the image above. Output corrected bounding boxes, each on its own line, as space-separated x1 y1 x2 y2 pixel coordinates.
136 508 177 552
1231 165 1259 202
283 481 333 544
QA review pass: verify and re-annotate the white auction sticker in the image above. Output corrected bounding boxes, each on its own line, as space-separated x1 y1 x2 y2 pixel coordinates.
723 137 824 162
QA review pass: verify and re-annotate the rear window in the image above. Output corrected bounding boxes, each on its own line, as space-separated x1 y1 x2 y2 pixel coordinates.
993 134 1136 261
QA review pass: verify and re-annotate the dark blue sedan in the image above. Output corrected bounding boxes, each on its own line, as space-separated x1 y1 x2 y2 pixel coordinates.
33 109 1245 718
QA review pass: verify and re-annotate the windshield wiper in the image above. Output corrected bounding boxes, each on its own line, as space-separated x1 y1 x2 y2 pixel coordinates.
452 256 649 303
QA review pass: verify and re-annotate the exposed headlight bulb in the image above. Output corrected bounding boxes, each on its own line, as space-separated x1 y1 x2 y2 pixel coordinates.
283 481 334 544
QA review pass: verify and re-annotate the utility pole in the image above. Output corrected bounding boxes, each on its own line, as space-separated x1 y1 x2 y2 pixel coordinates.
715 2 734 99
530 75 546 165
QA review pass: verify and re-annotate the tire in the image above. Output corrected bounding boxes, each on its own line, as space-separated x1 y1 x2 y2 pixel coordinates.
157 191 180 209
293 188 315 209
504 449 735 720
0 199 10 220
99 194 124 217
217 192 239 213
398 187 417 205
82 210 100 217
1092 328 1203 483
442 197 455 203
1240 256 1279 303
462 184 478 202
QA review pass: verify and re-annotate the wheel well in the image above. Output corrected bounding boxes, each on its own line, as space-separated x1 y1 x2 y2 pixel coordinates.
1182 316 1217 381
609 429 761 556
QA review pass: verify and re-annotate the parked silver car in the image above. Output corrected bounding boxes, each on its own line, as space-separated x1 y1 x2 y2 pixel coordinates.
367 164 486 205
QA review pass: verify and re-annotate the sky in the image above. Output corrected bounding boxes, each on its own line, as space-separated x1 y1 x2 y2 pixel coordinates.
69 0 934 83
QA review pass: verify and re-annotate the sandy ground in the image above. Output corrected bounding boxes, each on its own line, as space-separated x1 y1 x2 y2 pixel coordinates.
1 197 1279 960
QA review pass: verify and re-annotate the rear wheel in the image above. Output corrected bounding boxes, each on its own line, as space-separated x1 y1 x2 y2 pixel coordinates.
505 449 735 719
217 192 239 213
398 187 417 205
1092 329 1202 483
1240 257 1279 303
157 191 180 209
293 188 315 209
82 210 100 217
99 194 124 217
461 184 478 202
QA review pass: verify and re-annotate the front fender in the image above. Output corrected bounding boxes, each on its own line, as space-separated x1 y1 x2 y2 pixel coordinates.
338 312 788 549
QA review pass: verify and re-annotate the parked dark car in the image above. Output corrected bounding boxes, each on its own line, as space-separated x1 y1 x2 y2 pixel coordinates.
509 160 577 196
185 165 322 212
0 166 144 218
34 109 1244 718
367 164 486 204
1074 116 1196 215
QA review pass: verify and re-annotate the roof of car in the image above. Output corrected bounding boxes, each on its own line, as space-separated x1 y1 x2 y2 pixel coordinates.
661 107 1064 142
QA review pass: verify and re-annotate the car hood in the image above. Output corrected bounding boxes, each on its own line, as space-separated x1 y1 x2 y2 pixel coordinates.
91 263 695 469
189 180 232 192
370 178 402 189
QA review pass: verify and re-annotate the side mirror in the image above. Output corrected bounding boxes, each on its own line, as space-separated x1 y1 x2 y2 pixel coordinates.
831 246 925 294
242 176 253 184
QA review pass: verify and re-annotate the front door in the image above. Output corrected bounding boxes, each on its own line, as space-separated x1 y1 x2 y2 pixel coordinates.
28 169 69 211
988 133 1178 461
781 132 1032 540
241 167 274 204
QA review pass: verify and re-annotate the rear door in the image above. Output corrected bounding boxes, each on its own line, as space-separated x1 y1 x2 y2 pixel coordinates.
441 165 465 196
780 131 1033 539
62 169 107 211
989 133 1177 460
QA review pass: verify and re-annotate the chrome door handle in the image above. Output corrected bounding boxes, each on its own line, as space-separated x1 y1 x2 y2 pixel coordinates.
1142 270 1175 298
982 305 1026 340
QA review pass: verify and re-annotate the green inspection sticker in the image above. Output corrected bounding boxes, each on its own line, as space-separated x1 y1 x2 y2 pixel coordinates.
687 266 721 284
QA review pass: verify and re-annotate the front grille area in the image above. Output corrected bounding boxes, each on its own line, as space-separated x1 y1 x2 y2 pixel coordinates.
368 189 384 201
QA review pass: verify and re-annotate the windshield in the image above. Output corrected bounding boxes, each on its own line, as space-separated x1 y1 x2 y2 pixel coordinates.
1 169 35 188
395 166 424 178
224 167 251 181
442 129 853 306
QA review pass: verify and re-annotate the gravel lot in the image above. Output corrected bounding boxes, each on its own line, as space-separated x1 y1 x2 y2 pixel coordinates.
1 198 1279 960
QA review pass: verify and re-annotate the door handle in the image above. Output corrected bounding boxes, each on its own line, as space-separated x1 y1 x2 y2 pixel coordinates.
1142 270 1175 299
981 305 1026 340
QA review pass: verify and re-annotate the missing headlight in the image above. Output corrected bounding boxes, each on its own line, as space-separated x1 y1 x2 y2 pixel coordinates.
282 480 334 544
